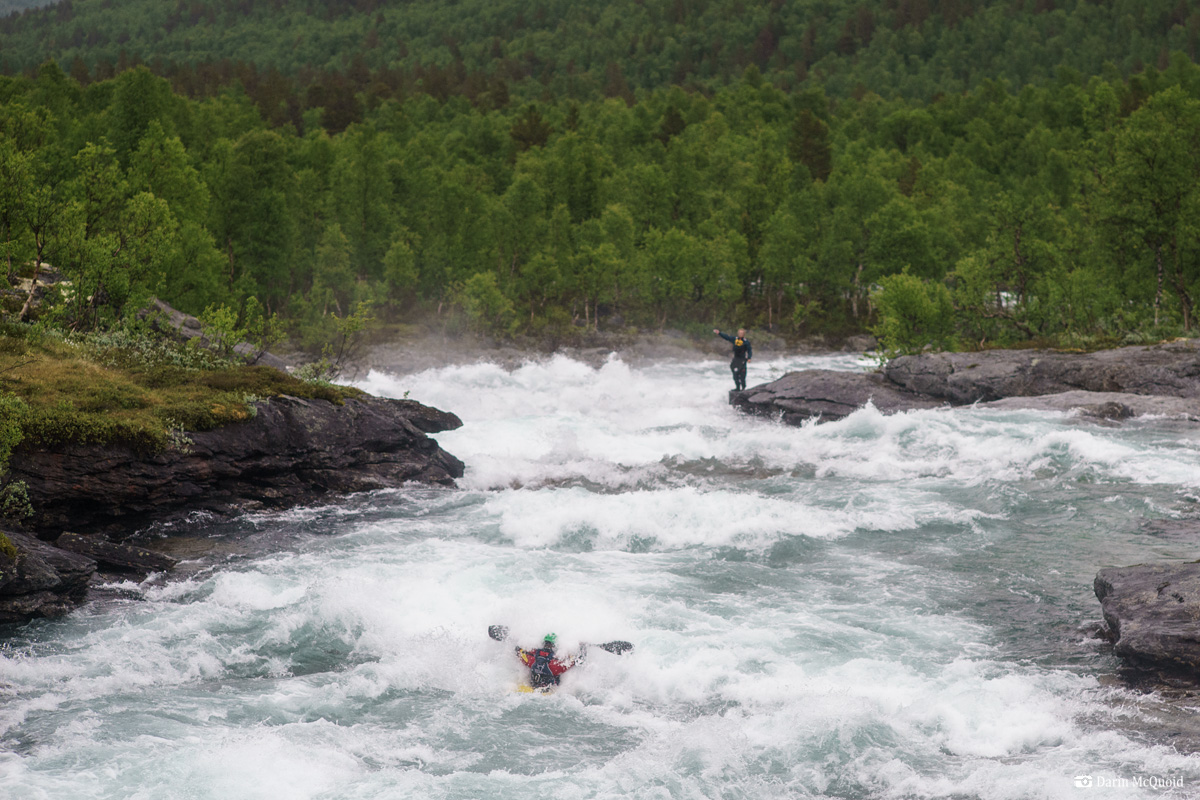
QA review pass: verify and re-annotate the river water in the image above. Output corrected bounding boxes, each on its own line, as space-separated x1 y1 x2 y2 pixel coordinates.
4 352 1200 799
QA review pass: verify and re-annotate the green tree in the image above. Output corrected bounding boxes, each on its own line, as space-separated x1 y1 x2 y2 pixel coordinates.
458 271 514 334
381 232 420 307
127 121 208 225
107 67 179 166
206 131 297 310
0 136 32 283
871 271 956 356
312 222 355 316
788 108 832 182
331 124 396 281
1096 87 1200 329
637 227 704 328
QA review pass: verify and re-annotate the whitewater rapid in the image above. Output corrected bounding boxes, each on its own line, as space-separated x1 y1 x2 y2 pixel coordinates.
4 352 1200 799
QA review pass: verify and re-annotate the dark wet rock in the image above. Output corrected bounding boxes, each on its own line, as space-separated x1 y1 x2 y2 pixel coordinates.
840 335 877 353
11 395 465 539
1095 563 1200 674
885 341 1200 404
55 532 178 573
1139 520 1200 541
979 391 1200 419
0 530 96 623
731 369 944 424
735 341 1200 426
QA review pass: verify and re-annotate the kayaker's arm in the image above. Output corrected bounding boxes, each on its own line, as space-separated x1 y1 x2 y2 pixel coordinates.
550 645 587 674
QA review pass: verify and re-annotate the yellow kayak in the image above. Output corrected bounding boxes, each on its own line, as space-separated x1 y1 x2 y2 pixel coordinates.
515 684 555 695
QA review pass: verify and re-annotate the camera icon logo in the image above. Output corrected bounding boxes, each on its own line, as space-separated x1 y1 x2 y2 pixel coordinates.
1074 775 1093 788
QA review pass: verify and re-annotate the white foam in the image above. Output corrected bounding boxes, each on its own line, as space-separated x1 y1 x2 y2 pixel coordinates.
6 352 1200 798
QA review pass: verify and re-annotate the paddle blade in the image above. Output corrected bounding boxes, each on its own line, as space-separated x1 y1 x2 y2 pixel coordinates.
596 640 633 655
488 625 509 642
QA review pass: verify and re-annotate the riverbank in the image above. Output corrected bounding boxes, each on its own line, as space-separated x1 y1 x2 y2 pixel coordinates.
0 324 466 624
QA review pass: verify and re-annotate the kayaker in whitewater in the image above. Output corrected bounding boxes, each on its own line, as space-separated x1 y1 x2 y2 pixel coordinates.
714 327 752 390
514 633 586 689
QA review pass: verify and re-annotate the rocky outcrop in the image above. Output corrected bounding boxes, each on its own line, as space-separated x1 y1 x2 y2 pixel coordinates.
1095 564 1200 675
55 532 178 572
734 340 1200 424
732 370 942 424
11 394 465 539
0 530 96 624
884 340 1200 403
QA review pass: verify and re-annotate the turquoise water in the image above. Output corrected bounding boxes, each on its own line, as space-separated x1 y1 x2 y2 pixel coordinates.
3 353 1200 798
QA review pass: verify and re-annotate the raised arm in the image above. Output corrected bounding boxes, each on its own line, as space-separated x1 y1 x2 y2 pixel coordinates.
714 330 735 343
549 646 587 675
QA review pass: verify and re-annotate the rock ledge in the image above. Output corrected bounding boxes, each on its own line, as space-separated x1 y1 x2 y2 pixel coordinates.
1 393 464 625
733 341 1200 424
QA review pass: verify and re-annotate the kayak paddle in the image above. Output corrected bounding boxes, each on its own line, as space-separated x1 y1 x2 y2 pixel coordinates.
488 624 633 655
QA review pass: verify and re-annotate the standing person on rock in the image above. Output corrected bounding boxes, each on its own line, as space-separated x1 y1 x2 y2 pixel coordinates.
714 328 753 391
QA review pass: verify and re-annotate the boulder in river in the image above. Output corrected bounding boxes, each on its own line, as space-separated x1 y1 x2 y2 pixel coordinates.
1095 563 1200 675
0 530 95 624
731 369 942 424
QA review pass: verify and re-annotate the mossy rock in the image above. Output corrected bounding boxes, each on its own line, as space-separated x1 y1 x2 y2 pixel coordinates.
0 326 364 459
0 531 18 561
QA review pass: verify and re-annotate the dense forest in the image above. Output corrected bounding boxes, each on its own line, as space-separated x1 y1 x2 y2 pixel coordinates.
3 0 1199 105
0 1 1199 353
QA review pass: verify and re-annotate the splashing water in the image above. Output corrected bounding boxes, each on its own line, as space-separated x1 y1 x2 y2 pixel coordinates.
4 352 1200 799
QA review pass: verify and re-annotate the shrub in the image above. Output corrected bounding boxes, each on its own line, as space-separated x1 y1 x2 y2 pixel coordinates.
0 531 17 561
458 272 514 335
871 271 956 357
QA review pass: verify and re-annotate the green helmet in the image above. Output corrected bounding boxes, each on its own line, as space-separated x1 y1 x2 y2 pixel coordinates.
543 633 557 645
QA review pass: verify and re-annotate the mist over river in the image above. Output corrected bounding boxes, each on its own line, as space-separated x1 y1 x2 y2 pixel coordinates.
4 351 1200 799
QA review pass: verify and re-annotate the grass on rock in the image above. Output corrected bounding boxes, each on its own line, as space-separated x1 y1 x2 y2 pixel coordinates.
0 324 361 455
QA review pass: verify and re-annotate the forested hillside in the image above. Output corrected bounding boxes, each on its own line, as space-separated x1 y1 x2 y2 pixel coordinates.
3 56 1200 351
1 1 1200 353
1 0 1198 104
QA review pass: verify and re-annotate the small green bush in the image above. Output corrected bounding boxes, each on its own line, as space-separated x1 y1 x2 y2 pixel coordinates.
872 272 956 357
82 328 228 372
0 481 33 521
0 531 17 561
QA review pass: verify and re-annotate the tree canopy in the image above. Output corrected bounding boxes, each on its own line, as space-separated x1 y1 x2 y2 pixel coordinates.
1 2 1200 352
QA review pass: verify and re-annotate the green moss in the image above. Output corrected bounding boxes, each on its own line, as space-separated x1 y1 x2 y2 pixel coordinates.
198 366 363 404
21 407 169 454
0 531 17 561
0 326 365 457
